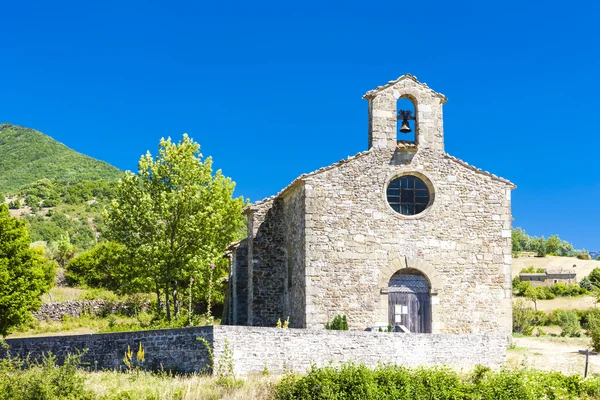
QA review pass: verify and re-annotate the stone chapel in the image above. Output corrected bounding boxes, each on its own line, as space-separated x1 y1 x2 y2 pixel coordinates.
223 74 514 338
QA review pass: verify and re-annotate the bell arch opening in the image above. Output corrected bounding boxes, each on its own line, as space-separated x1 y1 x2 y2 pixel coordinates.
388 268 431 333
396 97 417 144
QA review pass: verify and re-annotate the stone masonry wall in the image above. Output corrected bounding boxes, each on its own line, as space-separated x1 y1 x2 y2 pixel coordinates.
33 300 149 321
249 198 286 326
282 183 306 328
231 239 248 325
4 327 213 372
303 146 513 336
3 326 506 375
213 326 506 375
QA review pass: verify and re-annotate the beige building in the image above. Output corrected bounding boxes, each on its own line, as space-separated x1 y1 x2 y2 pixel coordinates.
224 74 514 338
519 270 576 287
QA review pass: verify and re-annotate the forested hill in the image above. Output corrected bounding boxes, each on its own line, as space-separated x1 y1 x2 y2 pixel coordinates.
0 123 122 193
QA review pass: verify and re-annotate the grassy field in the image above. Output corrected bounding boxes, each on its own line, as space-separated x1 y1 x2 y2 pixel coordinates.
513 255 600 280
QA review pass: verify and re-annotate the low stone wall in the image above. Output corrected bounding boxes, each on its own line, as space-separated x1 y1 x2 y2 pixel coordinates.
212 326 507 375
5 327 213 372
4 326 506 374
33 300 149 321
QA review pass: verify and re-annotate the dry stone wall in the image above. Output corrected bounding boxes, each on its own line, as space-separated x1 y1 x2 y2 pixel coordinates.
4 327 213 372
3 326 506 375
33 300 148 321
214 326 506 375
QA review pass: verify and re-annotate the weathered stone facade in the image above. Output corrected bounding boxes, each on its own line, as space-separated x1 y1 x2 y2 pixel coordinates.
225 74 514 339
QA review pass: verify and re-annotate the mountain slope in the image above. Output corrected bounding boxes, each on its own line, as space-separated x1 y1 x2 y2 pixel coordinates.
0 123 122 193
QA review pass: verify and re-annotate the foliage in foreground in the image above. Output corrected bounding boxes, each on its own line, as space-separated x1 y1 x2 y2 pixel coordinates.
0 350 91 400
275 363 600 400
0 204 55 336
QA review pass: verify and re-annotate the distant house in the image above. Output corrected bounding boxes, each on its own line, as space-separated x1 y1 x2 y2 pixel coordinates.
519 270 576 287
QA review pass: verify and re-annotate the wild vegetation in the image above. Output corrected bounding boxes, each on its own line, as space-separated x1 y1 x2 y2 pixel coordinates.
0 204 55 336
0 123 121 194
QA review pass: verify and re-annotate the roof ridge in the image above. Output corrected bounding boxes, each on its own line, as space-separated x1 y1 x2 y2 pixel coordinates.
247 149 373 210
363 74 447 101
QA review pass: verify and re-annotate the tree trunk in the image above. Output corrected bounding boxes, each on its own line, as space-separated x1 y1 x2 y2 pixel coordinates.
165 281 171 322
173 280 179 316
155 281 162 313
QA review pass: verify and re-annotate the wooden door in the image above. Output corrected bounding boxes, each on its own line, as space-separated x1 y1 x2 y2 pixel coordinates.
388 270 431 333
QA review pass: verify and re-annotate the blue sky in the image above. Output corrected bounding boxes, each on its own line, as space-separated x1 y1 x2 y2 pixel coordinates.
1 1 599 250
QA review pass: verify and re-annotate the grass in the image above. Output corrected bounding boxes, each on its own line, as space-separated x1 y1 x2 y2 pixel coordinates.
83 371 277 400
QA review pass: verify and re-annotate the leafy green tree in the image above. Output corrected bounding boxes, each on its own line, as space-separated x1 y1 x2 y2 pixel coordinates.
580 276 595 291
0 204 55 336
55 233 76 267
588 268 600 289
512 227 531 254
65 241 127 290
105 134 246 321
530 237 547 257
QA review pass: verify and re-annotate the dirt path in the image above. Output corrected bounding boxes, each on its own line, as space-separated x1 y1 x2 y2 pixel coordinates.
508 336 600 376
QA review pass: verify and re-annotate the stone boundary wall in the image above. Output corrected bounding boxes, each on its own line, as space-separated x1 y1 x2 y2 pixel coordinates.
213 326 506 375
5 327 213 372
33 300 149 321
4 326 506 374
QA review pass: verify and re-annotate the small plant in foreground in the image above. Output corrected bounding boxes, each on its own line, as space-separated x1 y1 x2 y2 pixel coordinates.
325 314 348 330
123 342 145 371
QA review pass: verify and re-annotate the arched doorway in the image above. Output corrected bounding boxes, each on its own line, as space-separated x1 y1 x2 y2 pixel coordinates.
388 269 431 333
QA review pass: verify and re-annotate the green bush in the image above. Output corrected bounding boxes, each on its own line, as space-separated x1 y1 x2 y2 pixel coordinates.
591 328 600 352
274 363 600 400
589 268 600 289
0 351 92 400
553 310 581 337
325 315 348 330
512 299 536 335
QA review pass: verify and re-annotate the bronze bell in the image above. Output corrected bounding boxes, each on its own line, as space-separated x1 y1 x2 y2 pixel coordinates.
398 109 414 134
399 119 412 134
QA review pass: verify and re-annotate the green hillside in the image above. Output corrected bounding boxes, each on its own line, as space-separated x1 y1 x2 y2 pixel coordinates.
0 123 122 194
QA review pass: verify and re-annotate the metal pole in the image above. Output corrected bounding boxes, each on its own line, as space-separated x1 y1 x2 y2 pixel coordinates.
585 349 589 378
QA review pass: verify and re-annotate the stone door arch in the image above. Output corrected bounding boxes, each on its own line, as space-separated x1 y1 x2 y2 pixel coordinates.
388 269 431 333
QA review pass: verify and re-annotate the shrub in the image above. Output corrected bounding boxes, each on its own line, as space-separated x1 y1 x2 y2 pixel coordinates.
0 351 92 400
274 363 600 400
520 266 545 273
588 268 600 289
581 308 600 332
325 314 348 330
580 276 595 291
512 299 536 335
553 310 581 337
591 328 600 352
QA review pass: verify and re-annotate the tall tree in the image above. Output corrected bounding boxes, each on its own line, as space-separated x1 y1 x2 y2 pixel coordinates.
105 135 245 321
0 204 55 336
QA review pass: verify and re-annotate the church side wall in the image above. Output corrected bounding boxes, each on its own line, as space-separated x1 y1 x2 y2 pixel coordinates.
303 148 512 337
282 184 307 328
249 199 286 326
232 239 248 325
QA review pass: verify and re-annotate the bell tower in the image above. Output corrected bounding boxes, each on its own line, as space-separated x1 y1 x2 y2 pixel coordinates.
364 74 447 152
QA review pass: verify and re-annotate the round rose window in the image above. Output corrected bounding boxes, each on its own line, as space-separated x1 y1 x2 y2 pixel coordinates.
386 175 430 216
